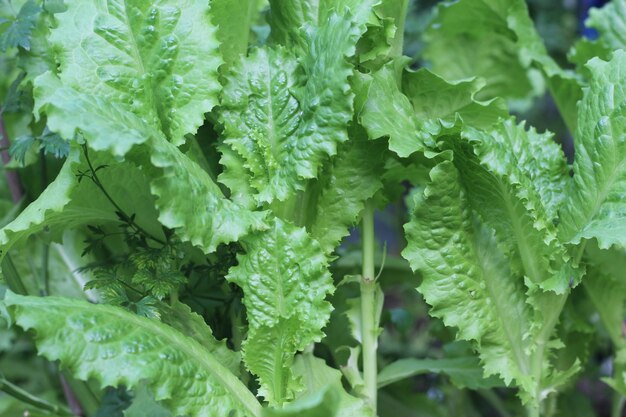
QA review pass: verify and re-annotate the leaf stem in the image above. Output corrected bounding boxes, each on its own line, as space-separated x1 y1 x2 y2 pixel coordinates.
41 242 50 296
1 254 28 295
0 377 75 417
389 0 410 57
526 402 540 417
361 202 378 413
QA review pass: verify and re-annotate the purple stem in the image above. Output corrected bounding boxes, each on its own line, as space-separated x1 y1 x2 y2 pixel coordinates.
60 376 84 417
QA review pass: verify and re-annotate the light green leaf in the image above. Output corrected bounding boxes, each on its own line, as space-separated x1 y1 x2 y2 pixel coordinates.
267 0 318 45
227 218 334 405
402 161 536 395
559 51 626 249
47 0 222 144
586 0 626 52
158 301 241 376
359 60 427 158
35 74 267 254
211 0 259 69
308 137 385 254
32 0 254 255
544 73 582 135
403 160 578 402
217 145 257 210
360 60 506 157
453 119 573 292
34 72 157 156
401 69 507 136
220 11 360 203
291 352 373 417
3 292 262 417
570 0 626 72
0 150 162 258
263 386 339 417
143 136 267 253
378 357 503 390
267 0 377 46
219 47 301 203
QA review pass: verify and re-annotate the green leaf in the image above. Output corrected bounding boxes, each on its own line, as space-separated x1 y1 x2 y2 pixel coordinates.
9 129 69 166
39 129 70 159
267 0 377 46
35 75 267 254
423 0 580 132
570 0 626 72
124 384 172 417
0 150 161 258
3 292 262 417
227 218 334 405
263 386 339 417
360 60 506 157
453 119 574 292
583 243 626 395
34 72 159 156
158 301 241 376
47 0 222 144
211 0 259 69
143 136 268 253
401 69 507 135
558 51 626 249
359 59 427 157
378 357 503 390
402 161 536 395
424 0 536 101
93 387 132 417
291 352 373 417
308 136 385 254
583 242 626 347
403 160 578 402
0 0 41 52
266 0 318 46
8 134 36 165
220 11 360 203
219 47 302 203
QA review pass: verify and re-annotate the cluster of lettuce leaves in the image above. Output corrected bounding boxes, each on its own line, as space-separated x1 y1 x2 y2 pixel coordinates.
0 0 626 416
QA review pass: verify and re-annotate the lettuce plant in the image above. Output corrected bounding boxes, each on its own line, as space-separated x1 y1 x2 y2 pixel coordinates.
1 0 626 416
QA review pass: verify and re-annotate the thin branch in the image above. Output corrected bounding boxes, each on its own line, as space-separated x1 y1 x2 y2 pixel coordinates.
0 376 74 417
81 144 165 245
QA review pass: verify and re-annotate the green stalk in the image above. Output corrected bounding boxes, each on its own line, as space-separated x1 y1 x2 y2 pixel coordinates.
526 403 540 417
361 202 378 413
1 254 28 295
0 377 74 417
389 0 410 57
42 242 50 296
